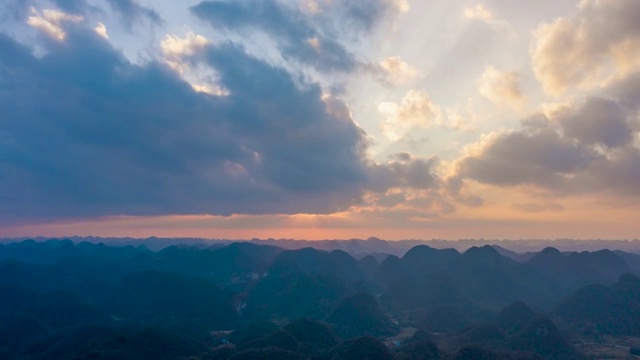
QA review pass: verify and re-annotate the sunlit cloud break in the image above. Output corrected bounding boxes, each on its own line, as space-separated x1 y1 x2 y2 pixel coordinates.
0 0 640 240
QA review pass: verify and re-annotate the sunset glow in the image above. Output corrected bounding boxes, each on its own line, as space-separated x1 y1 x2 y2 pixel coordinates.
1 0 640 240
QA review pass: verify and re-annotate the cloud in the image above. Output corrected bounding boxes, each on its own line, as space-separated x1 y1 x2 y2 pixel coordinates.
302 0 409 30
531 0 640 94
0 25 448 224
191 0 406 73
378 90 442 140
51 0 99 15
455 127 596 188
2 0 95 22
478 65 525 108
191 0 357 72
463 4 493 22
606 71 640 109
390 0 410 13
160 32 210 71
341 0 409 31
1 0 29 21
159 32 229 96
379 56 418 85
27 7 83 41
511 202 564 213
364 153 448 213
463 3 511 32
443 176 484 207
368 154 440 192
581 146 640 196
105 0 163 29
371 192 406 208
94 22 108 39
453 71 640 198
0 29 375 223
556 97 634 148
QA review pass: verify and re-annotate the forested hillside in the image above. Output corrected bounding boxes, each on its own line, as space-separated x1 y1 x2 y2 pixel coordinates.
1 239 639 359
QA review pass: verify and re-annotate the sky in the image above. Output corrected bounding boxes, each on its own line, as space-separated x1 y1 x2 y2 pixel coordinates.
1 0 640 240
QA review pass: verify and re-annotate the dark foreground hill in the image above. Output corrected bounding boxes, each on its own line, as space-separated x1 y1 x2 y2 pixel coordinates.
0 239 638 359
554 273 640 336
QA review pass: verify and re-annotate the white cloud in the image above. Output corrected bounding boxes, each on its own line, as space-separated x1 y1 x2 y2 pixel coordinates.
190 83 229 96
531 0 640 95
27 7 83 41
464 3 493 22
160 32 229 97
160 32 210 72
478 65 525 108
463 3 511 32
379 90 442 140
302 0 322 14
380 56 419 85
94 22 108 39
390 0 410 13
307 37 321 52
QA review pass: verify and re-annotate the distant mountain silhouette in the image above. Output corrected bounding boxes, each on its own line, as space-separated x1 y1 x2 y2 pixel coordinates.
528 247 566 269
613 250 640 272
154 242 282 284
376 254 405 285
448 246 555 308
359 254 379 275
527 247 632 289
491 245 525 261
0 239 147 265
270 248 365 283
400 245 460 276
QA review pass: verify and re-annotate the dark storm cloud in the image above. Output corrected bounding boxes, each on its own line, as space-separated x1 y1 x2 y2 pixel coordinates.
0 29 373 223
105 0 163 28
